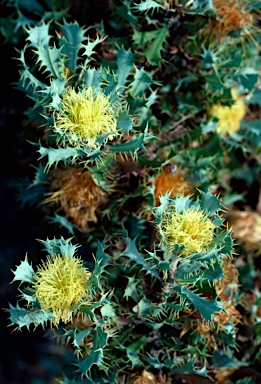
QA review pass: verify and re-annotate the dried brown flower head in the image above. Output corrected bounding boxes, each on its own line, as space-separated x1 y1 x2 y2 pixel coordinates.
226 210 261 253
202 0 254 42
45 166 109 228
154 165 194 206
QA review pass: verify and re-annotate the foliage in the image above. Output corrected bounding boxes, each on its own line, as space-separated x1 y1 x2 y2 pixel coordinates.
1 0 261 383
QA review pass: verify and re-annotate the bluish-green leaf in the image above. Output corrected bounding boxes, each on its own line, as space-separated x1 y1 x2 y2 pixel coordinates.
60 21 87 72
26 23 51 49
129 66 156 97
7 303 54 330
173 285 223 320
121 234 159 278
200 190 223 216
38 237 79 258
11 257 35 284
115 47 135 87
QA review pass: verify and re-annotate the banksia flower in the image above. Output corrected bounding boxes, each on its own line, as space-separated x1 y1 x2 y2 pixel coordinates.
154 165 194 206
45 166 109 228
208 88 246 135
202 0 254 42
225 210 261 253
160 208 216 255
32 255 91 326
55 86 118 147
213 0 253 33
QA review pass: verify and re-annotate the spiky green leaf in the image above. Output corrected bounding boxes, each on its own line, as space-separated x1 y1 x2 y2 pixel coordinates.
11 257 35 284
173 285 223 320
38 237 79 258
7 303 54 330
60 21 87 72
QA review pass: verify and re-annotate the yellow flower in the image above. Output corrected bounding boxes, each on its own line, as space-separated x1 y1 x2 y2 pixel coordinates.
55 86 118 146
208 88 246 135
32 255 91 326
160 208 216 255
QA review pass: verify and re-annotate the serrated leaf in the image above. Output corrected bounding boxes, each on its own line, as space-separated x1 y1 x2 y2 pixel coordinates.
87 240 110 293
110 131 153 153
174 285 222 320
121 234 159 278
26 23 51 49
246 90 261 106
124 276 139 302
36 45 64 78
40 78 66 109
51 213 76 235
117 112 133 132
101 303 117 322
133 297 156 317
82 35 106 65
129 66 156 97
115 47 135 87
38 237 79 258
142 26 169 66
11 257 35 284
60 21 87 72
73 328 92 352
82 68 105 90
171 359 209 376
133 0 162 12
199 190 223 216
77 327 108 377
7 303 54 330
38 145 76 168
236 73 259 91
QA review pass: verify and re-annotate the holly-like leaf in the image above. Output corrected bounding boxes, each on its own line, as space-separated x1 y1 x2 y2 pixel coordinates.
199 190 223 216
129 66 156 97
26 22 51 49
60 21 87 72
77 327 109 377
115 47 135 88
117 112 133 132
7 303 54 330
38 237 79 258
121 232 159 278
173 285 223 321
136 26 169 66
35 45 64 79
133 297 157 317
11 256 35 284
133 0 162 12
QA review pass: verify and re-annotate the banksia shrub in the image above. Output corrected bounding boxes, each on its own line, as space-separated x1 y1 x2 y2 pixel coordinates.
2 0 261 383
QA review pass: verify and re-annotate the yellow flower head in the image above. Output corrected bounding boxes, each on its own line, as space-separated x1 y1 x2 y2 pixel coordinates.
32 255 91 326
55 86 118 146
160 208 216 255
208 88 246 135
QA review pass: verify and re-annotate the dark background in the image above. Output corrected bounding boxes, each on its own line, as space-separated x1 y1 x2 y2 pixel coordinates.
0 23 73 384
